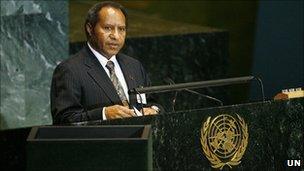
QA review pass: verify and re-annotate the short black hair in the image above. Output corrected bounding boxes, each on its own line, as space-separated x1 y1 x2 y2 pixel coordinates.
84 1 128 39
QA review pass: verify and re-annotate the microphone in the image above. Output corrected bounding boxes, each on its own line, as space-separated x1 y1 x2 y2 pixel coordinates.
164 78 179 112
164 78 224 110
253 76 265 101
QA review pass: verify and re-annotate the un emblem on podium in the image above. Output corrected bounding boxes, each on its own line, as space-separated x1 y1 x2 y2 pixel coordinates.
200 114 248 170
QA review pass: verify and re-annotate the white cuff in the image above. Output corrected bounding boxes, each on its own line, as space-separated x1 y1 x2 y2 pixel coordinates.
102 107 107 120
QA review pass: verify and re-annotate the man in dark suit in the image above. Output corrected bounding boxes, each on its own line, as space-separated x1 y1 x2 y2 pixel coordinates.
51 1 159 124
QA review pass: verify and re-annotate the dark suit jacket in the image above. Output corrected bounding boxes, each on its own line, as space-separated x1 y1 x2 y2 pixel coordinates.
51 45 150 124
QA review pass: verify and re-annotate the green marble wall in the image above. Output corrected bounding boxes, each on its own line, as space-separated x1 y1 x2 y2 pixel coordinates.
0 0 68 130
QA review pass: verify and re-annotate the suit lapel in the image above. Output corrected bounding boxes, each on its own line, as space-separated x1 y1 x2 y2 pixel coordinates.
83 46 123 105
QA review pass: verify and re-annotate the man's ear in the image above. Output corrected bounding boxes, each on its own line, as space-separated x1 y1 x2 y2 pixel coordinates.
86 23 93 37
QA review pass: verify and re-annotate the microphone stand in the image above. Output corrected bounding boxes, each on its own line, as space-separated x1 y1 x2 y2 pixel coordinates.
184 89 224 106
164 78 223 112
130 76 255 94
129 76 265 112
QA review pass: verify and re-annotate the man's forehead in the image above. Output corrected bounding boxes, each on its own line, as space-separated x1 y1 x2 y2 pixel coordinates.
106 7 117 15
98 6 125 20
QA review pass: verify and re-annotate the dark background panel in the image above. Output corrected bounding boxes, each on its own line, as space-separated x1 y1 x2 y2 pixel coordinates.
251 1 304 100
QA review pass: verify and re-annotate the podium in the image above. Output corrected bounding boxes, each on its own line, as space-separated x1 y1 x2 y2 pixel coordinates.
27 125 152 171
72 98 303 170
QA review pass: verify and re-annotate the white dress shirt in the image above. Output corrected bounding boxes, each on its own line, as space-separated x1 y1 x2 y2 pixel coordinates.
87 43 130 120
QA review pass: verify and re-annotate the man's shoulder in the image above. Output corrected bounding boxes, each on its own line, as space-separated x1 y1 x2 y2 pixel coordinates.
56 48 87 70
117 53 142 65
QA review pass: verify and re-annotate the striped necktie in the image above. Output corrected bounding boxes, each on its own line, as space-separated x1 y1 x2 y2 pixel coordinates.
106 61 129 107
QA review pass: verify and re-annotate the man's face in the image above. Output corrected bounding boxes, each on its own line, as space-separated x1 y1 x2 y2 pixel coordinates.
88 7 126 58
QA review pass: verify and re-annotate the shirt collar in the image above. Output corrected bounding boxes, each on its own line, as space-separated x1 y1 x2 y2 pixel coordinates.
87 42 118 67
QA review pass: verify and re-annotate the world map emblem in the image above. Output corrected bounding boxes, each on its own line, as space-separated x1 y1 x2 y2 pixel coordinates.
200 114 248 169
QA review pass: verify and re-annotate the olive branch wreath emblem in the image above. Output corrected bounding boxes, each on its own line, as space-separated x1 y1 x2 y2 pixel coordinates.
200 114 248 170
